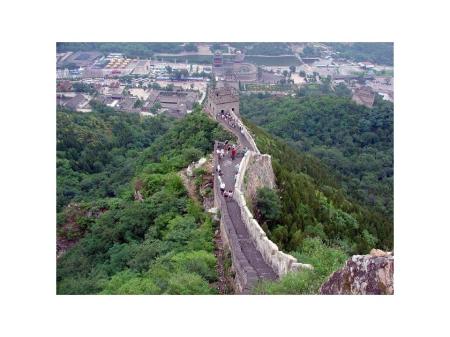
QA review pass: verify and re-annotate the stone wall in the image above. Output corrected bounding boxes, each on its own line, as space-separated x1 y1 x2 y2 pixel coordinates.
234 150 313 276
208 94 312 290
228 109 260 153
213 142 258 293
204 87 240 117
226 105 313 276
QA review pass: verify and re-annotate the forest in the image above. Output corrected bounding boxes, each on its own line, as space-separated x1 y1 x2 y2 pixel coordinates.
56 42 194 58
240 95 393 258
57 108 231 294
327 42 394 66
57 92 393 294
228 42 292 56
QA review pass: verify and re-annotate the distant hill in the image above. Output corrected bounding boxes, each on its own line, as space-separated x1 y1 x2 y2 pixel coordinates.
57 42 189 58
327 42 393 66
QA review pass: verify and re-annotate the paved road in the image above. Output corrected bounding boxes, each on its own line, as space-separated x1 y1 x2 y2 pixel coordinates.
214 114 277 287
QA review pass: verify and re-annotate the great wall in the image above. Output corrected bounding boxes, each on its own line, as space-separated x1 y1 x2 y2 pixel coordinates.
205 86 312 293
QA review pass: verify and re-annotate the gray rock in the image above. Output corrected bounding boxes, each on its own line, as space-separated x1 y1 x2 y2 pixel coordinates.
320 250 394 295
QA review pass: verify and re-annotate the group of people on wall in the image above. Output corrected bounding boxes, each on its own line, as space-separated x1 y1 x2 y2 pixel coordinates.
215 140 245 202
215 109 244 134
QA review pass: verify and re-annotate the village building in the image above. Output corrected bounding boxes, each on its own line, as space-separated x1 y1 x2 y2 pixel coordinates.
57 51 102 68
59 93 90 111
212 51 257 83
152 91 198 116
115 96 140 113
57 80 72 92
132 60 151 75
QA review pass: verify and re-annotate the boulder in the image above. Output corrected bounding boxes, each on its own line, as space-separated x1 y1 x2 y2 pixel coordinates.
319 251 394 295
195 157 207 168
370 248 392 257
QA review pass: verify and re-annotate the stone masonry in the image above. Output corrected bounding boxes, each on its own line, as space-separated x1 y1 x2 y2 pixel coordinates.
207 93 312 292
205 86 240 116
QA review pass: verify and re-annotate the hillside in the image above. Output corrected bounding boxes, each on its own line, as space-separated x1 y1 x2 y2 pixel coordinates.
57 95 393 295
57 108 232 294
239 96 393 256
241 94 393 223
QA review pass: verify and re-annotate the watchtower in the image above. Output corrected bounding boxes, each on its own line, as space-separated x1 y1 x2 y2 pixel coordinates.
206 86 240 116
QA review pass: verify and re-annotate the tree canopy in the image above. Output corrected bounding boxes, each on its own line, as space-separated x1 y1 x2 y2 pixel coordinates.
241 95 393 255
57 108 231 294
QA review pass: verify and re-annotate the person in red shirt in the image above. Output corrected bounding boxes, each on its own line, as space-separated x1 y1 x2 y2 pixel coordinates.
231 147 237 160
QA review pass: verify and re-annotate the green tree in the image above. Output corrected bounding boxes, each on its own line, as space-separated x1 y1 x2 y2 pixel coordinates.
184 43 198 52
165 272 216 295
255 187 282 230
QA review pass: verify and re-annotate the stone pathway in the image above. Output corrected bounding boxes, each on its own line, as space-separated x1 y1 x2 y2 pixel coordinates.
214 115 277 291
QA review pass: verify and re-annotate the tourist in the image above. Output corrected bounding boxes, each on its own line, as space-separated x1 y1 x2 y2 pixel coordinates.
220 148 225 159
220 182 225 194
231 147 237 160
216 164 221 175
228 190 233 198
223 190 229 198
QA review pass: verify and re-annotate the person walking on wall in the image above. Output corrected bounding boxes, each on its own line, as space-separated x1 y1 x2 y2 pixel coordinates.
231 147 237 160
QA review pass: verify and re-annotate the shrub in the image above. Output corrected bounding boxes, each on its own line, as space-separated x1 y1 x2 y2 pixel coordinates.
170 250 217 282
165 272 217 295
255 187 282 229
101 270 160 295
253 238 348 294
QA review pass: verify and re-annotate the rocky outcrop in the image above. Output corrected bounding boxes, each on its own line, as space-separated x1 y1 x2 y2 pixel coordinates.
242 152 276 206
134 179 144 201
320 249 394 295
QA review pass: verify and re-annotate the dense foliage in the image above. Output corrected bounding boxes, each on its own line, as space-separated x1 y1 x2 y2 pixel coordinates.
209 43 228 53
228 42 292 56
244 55 301 66
255 187 282 231
240 97 393 255
57 42 189 59
57 109 231 294
241 94 393 220
57 110 172 212
327 42 394 66
301 45 321 58
72 82 97 94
